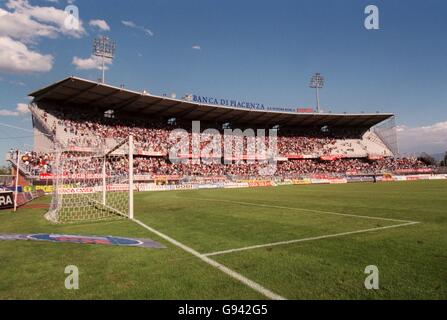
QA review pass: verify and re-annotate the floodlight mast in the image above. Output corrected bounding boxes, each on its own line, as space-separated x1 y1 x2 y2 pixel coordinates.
309 73 324 113
93 36 116 84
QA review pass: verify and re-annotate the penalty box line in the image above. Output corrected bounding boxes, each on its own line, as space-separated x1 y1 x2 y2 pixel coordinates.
187 197 419 224
132 218 286 300
186 197 420 257
203 221 420 257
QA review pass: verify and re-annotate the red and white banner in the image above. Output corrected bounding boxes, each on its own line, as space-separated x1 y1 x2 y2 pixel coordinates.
59 187 97 194
225 155 269 161
135 149 166 157
40 173 104 180
58 184 129 194
320 155 339 161
296 108 314 113
367 155 384 160
247 181 273 188
286 155 315 160
152 175 181 181
395 168 433 174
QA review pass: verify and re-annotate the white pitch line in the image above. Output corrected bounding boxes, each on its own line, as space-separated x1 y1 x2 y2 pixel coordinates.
132 218 286 300
204 222 420 257
188 197 417 224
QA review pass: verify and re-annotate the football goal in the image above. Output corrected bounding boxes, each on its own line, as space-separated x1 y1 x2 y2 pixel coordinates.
46 136 134 223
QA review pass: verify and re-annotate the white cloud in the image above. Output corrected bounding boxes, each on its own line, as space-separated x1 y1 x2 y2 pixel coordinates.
121 20 136 28
0 109 20 116
143 28 154 37
397 121 447 154
192 45 201 50
121 20 153 36
89 19 110 31
0 103 30 116
0 7 58 43
16 103 29 114
0 0 98 74
72 55 111 70
0 36 53 73
3 0 86 41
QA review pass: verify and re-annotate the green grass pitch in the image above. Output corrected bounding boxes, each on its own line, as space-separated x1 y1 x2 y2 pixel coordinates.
0 180 446 299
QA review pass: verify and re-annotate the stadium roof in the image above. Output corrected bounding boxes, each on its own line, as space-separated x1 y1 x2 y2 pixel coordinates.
29 76 393 128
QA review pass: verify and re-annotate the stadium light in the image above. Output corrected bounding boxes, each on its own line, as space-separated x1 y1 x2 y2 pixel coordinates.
309 73 324 113
93 36 116 84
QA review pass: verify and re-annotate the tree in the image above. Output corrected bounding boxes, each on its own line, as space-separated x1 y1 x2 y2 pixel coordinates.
0 166 11 175
441 152 447 167
418 153 437 166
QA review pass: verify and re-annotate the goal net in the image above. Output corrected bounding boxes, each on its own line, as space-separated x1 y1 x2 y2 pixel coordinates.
46 136 134 224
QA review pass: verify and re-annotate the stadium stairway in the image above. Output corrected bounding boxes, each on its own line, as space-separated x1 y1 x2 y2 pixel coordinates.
330 132 393 158
361 131 394 157
5 153 33 178
29 104 63 147
331 139 368 158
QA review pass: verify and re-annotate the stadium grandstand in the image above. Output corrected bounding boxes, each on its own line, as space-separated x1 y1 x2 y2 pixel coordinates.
5 76 433 192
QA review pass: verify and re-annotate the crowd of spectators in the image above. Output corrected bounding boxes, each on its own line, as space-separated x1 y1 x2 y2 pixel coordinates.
130 156 429 177
19 106 432 178
37 106 357 156
8 149 52 176
5 148 432 178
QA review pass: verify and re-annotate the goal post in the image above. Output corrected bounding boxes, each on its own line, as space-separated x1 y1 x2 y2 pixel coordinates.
46 135 135 224
128 135 134 220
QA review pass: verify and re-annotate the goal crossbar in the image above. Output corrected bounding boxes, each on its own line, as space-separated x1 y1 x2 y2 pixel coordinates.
46 135 134 223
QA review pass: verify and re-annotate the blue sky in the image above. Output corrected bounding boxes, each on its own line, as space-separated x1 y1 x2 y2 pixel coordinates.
0 0 446 160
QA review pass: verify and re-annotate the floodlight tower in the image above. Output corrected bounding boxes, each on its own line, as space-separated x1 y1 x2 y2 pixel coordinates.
309 73 324 113
93 36 116 84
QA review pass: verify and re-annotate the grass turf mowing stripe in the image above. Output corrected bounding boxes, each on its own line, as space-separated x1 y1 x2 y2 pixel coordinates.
132 218 286 300
187 197 417 223
203 221 420 257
